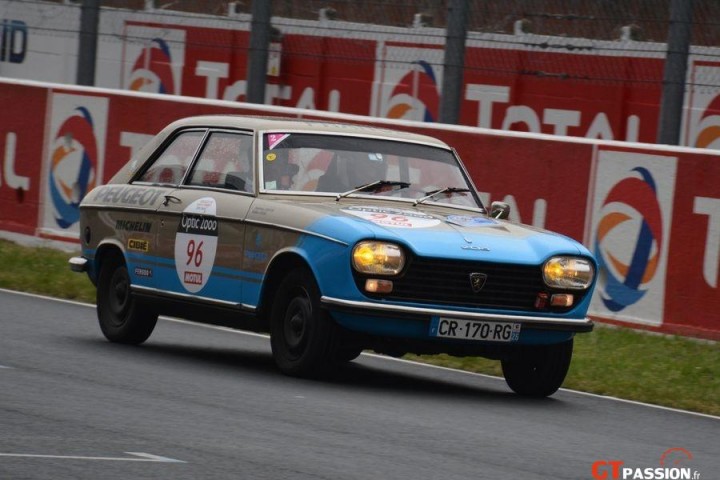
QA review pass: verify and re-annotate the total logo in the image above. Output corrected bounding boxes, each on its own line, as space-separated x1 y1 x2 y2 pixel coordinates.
44 95 108 231
683 60 720 149
122 25 186 94
385 60 440 122
128 38 175 93
594 166 662 312
588 150 676 326
45 94 107 229
375 45 443 122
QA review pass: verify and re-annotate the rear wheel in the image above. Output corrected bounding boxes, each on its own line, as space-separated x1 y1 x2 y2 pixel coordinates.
270 268 339 377
96 254 157 345
501 339 573 397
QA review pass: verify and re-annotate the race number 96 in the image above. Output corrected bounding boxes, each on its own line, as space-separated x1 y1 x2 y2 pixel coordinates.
174 198 218 293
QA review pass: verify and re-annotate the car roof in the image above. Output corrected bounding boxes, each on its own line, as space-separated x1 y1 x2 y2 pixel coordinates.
169 115 450 148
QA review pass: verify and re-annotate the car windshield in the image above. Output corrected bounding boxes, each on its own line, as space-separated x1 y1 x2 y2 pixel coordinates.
261 132 480 208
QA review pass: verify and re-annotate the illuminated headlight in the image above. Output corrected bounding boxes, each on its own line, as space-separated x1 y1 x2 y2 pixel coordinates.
543 256 595 290
352 241 405 275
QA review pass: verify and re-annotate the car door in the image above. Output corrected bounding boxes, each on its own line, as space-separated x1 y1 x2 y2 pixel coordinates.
154 130 256 308
123 128 207 292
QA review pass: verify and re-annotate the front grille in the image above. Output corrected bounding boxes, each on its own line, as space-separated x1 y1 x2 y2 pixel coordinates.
357 257 548 311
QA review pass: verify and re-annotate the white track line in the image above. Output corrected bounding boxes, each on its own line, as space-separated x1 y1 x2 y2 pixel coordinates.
2 287 718 421
0 452 185 463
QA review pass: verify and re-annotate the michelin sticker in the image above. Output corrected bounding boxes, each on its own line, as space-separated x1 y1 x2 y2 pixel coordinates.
343 206 440 229
174 197 218 293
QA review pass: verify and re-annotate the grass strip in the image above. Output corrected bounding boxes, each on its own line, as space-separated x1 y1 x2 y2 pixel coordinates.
1 238 718 416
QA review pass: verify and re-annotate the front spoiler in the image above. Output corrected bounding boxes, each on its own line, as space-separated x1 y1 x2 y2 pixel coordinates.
320 296 594 332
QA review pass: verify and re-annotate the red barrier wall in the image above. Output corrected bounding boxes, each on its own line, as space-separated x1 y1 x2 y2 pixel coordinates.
0 79 717 340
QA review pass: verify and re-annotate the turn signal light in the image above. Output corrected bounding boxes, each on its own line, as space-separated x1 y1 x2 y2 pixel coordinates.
365 279 393 293
550 294 574 307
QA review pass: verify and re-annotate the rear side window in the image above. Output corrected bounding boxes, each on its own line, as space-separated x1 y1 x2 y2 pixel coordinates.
136 131 205 185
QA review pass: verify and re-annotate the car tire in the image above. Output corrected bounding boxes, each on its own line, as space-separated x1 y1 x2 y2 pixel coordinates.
96 254 158 345
270 268 339 377
501 339 573 397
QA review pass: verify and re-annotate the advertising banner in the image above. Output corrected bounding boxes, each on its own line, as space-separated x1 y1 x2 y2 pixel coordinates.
587 148 678 327
39 92 109 238
0 82 46 236
0 79 718 339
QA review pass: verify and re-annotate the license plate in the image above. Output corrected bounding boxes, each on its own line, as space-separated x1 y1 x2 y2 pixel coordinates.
430 318 521 342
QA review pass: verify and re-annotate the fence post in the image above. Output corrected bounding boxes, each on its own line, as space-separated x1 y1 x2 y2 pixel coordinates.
439 0 469 124
657 0 694 145
76 0 100 86
246 0 272 104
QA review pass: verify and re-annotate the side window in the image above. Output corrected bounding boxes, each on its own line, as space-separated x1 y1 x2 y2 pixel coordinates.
188 132 254 192
137 131 205 185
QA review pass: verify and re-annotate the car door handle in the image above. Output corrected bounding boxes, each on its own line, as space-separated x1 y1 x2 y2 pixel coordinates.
162 195 182 207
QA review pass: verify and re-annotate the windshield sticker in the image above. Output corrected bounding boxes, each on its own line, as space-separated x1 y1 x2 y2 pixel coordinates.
343 206 440 229
174 197 218 294
267 133 289 150
266 152 277 162
446 215 497 228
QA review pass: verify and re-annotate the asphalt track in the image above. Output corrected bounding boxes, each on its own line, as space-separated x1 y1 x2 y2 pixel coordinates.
0 289 717 480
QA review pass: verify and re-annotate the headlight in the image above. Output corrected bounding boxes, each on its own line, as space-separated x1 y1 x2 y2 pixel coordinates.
543 256 595 290
352 241 405 275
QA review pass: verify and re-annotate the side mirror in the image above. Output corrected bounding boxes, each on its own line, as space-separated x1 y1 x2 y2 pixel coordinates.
490 201 510 220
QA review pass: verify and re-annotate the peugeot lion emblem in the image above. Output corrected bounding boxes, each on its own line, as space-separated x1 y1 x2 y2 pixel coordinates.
469 273 487 293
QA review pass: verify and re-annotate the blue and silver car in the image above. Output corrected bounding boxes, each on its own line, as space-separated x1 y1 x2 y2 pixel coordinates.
70 115 597 397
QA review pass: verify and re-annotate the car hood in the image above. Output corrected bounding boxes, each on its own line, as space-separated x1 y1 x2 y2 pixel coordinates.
290 200 590 264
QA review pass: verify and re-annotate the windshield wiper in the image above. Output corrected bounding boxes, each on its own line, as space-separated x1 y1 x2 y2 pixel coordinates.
336 180 411 201
413 187 471 206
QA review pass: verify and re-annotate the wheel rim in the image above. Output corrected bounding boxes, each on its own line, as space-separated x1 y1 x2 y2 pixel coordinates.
283 293 312 355
108 268 130 326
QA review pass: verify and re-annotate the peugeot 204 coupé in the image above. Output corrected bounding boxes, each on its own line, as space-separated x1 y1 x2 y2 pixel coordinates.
70 115 597 397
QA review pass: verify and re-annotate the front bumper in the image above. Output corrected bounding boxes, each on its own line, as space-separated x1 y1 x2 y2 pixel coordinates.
321 296 594 333
68 256 89 273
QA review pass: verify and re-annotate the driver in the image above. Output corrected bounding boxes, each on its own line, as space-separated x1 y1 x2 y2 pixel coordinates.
317 151 386 193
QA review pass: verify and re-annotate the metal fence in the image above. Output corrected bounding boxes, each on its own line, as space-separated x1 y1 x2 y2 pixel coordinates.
52 0 718 44
16 0 720 145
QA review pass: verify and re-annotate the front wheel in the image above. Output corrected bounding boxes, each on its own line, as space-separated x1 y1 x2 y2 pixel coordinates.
96 254 158 345
270 268 339 377
501 339 573 397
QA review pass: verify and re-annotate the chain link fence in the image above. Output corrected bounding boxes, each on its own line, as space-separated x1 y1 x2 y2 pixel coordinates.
6 0 719 145
66 0 719 89
69 0 718 44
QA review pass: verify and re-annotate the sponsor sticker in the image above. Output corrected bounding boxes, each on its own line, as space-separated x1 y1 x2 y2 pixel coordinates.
446 215 496 228
134 266 153 278
267 133 289 150
94 186 164 207
127 238 149 252
343 206 440 229
174 197 218 293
